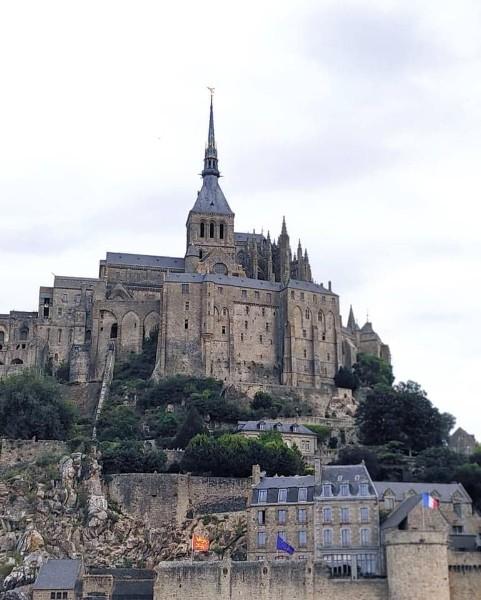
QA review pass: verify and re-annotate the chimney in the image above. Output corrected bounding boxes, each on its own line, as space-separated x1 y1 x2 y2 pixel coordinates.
328 280 332 291
314 458 321 484
252 464 261 486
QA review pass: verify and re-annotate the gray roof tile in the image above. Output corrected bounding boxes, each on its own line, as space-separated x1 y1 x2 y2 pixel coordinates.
373 481 471 503
237 421 315 435
106 252 185 270
190 175 233 215
32 559 81 590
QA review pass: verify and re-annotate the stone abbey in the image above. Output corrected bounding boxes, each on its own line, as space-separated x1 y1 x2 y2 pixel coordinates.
0 97 390 391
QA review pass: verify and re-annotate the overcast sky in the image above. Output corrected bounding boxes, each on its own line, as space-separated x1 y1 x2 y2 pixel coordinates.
1 0 480 438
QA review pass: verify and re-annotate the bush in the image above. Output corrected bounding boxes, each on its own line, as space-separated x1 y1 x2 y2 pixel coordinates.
0 371 77 440
353 353 394 388
180 432 305 477
334 367 359 391
96 405 141 441
99 441 167 474
303 424 330 445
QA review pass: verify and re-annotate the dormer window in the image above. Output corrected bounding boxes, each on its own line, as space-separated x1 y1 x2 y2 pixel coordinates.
258 490 267 503
278 488 288 503
291 424 299 433
359 483 369 496
322 484 332 497
340 483 350 496
258 422 266 431
299 487 308 502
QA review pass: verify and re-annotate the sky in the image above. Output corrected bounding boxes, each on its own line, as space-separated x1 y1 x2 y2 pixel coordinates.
1 0 480 437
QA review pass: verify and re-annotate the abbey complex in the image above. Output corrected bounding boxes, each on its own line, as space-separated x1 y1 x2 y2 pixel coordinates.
2 99 480 600
0 97 389 397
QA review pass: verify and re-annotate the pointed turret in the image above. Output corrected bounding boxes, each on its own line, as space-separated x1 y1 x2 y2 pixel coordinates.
202 92 220 177
278 217 291 284
347 305 358 331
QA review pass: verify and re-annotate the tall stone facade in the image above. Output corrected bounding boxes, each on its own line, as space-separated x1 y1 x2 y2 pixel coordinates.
0 97 390 392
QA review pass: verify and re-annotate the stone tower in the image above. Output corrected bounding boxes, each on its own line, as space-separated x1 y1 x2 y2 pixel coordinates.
384 530 450 600
185 93 240 276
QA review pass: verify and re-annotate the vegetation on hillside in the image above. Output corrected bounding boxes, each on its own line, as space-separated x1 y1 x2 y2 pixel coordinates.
0 371 77 440
181 431 305 477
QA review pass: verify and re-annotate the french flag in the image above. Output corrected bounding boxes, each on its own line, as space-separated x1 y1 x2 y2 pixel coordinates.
422 493 440 509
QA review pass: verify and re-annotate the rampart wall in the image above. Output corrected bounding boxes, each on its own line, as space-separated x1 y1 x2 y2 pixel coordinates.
0 438 68 467
107 473 251 525
154 560 388 600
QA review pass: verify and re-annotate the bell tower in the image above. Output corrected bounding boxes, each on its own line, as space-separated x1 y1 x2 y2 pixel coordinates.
185 91 241 276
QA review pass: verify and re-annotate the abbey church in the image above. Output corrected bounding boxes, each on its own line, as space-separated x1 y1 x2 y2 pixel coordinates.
0 98 390 394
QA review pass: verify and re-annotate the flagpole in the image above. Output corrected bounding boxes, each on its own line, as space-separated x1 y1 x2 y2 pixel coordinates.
422 495 425 530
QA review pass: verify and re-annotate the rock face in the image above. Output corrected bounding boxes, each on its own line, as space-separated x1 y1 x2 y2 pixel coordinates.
0 450 246 596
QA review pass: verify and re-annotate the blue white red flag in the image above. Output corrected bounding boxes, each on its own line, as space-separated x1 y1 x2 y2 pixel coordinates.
276 534 295 555
422 493 440 509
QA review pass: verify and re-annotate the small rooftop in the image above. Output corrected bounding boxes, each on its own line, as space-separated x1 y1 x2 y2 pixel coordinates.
374 481 471 503
237 421 315 436
32 559 81 590
106 252 185 270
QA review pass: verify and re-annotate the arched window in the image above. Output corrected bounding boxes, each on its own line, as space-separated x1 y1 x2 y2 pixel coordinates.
318 311 323 323
85 330 92 342
305 308 310 320
11 358 23 365
110 323 118 339
219 223 224 239
210 222 215 238
0 331 4 344
19 326 29 341
199 250 203 259
200 222 205 238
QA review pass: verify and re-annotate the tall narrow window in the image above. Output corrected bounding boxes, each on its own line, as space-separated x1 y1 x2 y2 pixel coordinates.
210 222 215 238
184 319 189 330
219 223 224 239
58 329 63 343
323 528 333 546
200 222 205 238
110 323 118 339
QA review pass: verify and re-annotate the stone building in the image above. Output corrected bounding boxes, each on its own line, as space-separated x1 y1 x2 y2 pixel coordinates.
0 96 390 401
236 421 318 460
449 427 478 456
248 462 381 575
247 464 480 579
32 559 82 600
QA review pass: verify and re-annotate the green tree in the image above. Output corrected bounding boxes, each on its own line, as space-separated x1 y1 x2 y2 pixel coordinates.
97 405 141 441
0 371 76 440
414 447 465 483
353 353 394 388
252 391 273 411
356 381 455 453
99 440 166 474
334 367 360 391
173 407 205 448
303 424 330 445
453 463 481 512
180 432 305 477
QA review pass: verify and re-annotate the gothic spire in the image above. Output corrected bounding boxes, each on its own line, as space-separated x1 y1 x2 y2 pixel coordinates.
347 305 358 330
202 90 220 178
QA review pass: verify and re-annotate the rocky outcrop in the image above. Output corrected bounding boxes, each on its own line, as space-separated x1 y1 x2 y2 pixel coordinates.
0 450 246 596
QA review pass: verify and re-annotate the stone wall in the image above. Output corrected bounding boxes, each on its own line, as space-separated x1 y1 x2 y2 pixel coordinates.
448 550 481 600
154 560 388 600
107 473 251 526
0 438 68 467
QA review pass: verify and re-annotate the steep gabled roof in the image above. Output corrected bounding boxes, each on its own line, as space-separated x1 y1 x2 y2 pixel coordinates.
32 559 81 590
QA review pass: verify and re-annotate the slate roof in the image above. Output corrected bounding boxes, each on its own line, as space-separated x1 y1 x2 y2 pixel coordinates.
237 421 315 435
32 559 81 590
234 232 266 243
450 534 479 551
373 481 471 503
106 252 185 270
54 276 100 289
381 495 422 530
287 279 335 296
190 175 233 215
255 474 315 490
164 272 335 295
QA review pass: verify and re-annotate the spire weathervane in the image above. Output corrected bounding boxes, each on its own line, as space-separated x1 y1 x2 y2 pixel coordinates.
202 87 219 178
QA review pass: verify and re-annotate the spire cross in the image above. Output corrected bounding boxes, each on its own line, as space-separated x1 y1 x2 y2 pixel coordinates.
207 86 215 100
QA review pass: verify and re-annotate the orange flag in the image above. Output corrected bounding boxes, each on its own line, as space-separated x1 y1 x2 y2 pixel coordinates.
192 534 210 552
